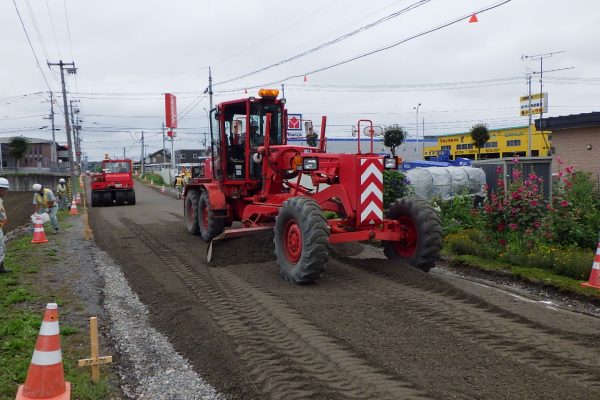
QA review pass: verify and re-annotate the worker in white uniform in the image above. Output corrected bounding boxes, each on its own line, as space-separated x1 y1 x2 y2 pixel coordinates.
32 183 59 233
0 178 11 273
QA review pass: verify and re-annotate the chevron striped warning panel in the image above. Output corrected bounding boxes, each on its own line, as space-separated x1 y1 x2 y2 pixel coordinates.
358 157 383 225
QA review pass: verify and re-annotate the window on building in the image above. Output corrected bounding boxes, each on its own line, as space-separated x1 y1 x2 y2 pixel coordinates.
507 140 521 147
180 154 186 159
456 144 474 150
193 154 198 159
441 145 451 151
484 142 498 148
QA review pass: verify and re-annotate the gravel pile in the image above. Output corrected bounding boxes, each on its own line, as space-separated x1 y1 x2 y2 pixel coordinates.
90 241 225 399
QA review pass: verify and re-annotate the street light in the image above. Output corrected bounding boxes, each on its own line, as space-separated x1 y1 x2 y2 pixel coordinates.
413 103 421 158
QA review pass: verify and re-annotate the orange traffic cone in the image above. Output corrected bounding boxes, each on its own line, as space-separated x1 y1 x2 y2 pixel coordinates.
469 13 478 23
16 303 71 400
31 215 48 244
582 242 600 290
75 193 81 205
69 200 79 215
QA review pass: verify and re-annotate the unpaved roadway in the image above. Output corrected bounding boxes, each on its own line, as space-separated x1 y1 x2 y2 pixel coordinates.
89 182 600 399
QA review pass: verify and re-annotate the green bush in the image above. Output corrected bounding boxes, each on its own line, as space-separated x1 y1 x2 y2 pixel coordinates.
435 194 484 235
143 173 164 185
383 170 411 208
553 248 593 280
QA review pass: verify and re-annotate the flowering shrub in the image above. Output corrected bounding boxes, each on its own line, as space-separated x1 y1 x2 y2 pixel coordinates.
483 164 548 249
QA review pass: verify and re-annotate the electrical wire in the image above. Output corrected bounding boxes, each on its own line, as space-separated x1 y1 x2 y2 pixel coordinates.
63 0 75 61
24 0 51 62
214 0 432 86
11 0 53 92
218 0 513 92
45 0 61 59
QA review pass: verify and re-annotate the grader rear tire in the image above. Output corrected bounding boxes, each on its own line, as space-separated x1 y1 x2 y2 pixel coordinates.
382 197 443 272
102 192 112 206
274 197 330 284
127 190 136 205
198 191 224 241
115 191 125 206
185 190 200 235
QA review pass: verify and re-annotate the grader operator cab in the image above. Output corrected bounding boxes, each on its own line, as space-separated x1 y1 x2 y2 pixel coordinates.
90 158 136 207
183 89 442 284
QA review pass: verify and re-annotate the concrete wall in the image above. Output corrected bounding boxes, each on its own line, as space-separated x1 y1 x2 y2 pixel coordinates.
0 173 71 192
551 126 600 176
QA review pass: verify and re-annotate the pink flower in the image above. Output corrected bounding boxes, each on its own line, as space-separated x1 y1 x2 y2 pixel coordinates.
497 223 505 232
565 165 574 174
533 221 541 229
558 172 564 178
528 173 538 181
557 156 564 165
499 239 507 246
561 200 569 207
496 166 503 174
509 223 518 231
530 200 538 207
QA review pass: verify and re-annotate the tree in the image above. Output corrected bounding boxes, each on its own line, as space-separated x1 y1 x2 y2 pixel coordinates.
383 125 406 156
9 136 29 169
470 123 490 157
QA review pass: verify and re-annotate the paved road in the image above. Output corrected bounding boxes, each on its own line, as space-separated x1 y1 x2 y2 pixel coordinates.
89 181 600 400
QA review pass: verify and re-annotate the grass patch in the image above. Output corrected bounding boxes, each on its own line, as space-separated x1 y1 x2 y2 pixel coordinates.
0 233 114 399
452 254 600 299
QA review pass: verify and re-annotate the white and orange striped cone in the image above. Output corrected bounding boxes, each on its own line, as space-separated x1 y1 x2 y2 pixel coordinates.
31 215 48 244
16 303 71 400
69 199 79 216
582 241 600 290
75 193 81 205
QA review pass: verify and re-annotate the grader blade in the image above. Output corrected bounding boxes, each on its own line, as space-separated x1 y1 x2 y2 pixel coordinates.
206 225 274 264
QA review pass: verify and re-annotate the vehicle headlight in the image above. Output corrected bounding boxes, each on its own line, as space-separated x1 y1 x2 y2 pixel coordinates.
302 157 318 171
384 157 397 169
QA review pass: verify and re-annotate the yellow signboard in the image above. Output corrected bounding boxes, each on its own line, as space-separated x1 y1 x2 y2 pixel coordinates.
519 92 548 116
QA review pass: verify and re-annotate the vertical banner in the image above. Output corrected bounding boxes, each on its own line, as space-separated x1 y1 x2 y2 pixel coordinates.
165 93 177 128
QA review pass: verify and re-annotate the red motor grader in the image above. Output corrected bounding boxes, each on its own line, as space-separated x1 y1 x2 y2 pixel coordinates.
183 89 442 284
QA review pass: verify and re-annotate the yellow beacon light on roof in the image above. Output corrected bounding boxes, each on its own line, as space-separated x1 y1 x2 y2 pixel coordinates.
258 88 280 98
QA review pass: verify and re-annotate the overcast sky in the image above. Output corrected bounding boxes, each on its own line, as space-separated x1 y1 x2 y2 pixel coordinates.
1 0 599 160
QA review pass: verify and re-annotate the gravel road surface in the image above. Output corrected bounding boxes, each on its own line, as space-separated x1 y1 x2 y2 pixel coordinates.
89 181 600 399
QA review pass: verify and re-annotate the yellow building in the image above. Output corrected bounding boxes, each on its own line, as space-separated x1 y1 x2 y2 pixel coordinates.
423 125 551 160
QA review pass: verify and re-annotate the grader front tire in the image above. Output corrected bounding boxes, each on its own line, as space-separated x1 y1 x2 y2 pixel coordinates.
274 197 330 284
383 197 443 272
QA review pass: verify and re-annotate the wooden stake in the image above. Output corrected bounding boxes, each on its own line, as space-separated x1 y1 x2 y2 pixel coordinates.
78 317 112 383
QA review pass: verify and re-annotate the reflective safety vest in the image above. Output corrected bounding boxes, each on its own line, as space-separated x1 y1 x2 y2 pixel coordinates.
35 189 54 208
57 183 67 195
175 176 184 187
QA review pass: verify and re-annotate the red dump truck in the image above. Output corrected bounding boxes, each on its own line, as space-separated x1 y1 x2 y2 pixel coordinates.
90 158 136 206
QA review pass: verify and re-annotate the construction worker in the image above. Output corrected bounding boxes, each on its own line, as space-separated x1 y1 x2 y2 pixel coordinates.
32 183 59 234
0 178 11 273
56 178 68 210
184 169 191 185
173 173 184 199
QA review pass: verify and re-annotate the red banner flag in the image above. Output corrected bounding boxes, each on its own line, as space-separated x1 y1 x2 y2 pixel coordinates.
165 93 177 128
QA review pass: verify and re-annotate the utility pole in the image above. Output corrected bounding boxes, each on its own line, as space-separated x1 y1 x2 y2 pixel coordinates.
48 60 77 193
49 92 57 164
422 117 425 155
281 83 285 98
123 147 126 159
140 131 145 176
69 99 80 170
413 103 421 157
162 122 166 164
522 51 569 156
204 67 213 111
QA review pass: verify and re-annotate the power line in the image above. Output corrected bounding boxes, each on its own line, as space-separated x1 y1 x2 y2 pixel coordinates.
218 0 513 92
11 0 52 92
214 0 432 86
63 0 75 61
24 0 51 62
45 0 62 59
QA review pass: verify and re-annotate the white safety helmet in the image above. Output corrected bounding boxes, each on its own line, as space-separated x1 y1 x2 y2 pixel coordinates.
59 178 66 183
0 178 10 190
32 183 42 192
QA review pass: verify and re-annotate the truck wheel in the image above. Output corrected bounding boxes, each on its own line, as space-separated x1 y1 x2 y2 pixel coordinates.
274 197 329 284
198 191 224 241
185 190 200 235
115 191 125 205
91 191 100 207
102 192 112 206
127 190 136 205
382 197 443 272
